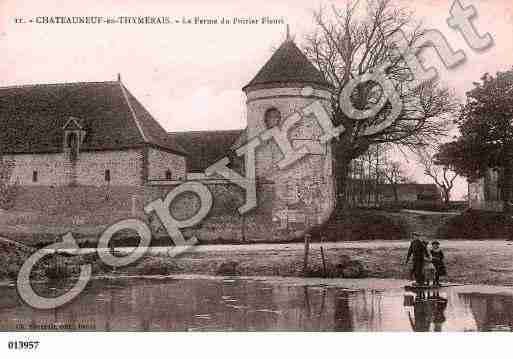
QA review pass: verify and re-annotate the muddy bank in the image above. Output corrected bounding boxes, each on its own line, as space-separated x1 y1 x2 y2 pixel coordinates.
3 238 513 287
10 241 513 286
82 240 513 286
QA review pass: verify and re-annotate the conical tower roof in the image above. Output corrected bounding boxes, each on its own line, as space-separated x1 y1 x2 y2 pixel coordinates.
242 39 332 92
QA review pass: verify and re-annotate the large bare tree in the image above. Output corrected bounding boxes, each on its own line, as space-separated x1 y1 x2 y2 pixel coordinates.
303 0 458 209
415 147 458 204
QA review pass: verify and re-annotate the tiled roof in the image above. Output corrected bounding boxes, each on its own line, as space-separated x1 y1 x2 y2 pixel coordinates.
166 130 244 172
0 80 186 155
243 40 332 92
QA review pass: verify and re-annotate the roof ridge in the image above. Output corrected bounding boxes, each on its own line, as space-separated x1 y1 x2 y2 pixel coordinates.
243 39 332 91
168 129 244 135
0 80 118 90
118 82 148 143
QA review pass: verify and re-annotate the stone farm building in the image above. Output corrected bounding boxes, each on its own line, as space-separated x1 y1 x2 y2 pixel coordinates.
0 37 337 242
468 168 510 211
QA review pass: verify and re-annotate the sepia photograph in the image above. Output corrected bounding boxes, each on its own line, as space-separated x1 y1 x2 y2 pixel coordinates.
0 0 513 357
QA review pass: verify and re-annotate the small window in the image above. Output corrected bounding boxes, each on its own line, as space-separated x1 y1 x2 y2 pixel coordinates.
105 169 111 182
264 108 281 129
32 171 38 183
67 132 77 148
165 170 172 180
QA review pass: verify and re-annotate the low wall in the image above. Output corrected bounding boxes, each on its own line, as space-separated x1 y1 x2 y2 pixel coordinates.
144 182 276 242
11 185 145 225
8 180 324 242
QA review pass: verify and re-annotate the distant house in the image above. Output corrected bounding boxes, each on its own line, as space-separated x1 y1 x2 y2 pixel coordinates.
379 183 441 202
468 168 504 211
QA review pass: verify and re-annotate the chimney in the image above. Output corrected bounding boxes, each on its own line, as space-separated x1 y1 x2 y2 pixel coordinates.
117 73 121 82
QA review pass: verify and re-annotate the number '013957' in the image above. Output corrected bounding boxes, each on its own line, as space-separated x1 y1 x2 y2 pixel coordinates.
7 340 40 350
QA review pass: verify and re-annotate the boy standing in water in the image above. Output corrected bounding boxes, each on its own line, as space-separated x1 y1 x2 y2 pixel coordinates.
430 241 447 287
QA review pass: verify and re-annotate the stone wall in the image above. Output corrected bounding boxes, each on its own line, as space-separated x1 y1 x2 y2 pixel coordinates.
11 185 145 224
147 148 187 181
144 181 278 242
5 149 144 187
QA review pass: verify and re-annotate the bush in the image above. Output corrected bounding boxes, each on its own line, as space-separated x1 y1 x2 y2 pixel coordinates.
305 255 367 278
44 260 71 280
319 209 409 241
135 258 178 276
6 263 20 279
216 261 240 276
437 209 513 239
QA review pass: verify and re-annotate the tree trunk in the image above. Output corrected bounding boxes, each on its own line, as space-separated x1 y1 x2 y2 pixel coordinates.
332 138 369 214
502 154 513 214
334 156 352 214
443 189 450 204
393 185 399 203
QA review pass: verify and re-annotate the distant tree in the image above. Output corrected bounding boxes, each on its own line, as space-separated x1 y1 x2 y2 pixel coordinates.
415 147 458 204
380 161 408 202
304 0 457 211
439 69 513 212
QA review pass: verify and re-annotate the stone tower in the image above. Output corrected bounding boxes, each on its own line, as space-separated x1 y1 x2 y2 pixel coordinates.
241 36 336 238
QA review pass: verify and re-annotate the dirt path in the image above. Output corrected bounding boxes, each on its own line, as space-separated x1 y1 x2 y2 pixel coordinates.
3 235 513 286
69 239 513 287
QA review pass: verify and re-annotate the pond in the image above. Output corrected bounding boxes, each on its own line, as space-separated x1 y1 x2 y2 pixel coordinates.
0 276 512 331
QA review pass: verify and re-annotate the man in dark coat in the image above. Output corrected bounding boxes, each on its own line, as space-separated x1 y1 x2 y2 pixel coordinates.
404 232 429 285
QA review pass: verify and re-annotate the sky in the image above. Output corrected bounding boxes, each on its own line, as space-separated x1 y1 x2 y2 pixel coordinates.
1 0 513 200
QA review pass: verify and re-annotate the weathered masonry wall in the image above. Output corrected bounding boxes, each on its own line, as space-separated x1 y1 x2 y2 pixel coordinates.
244 87 336 238
5 149 144 187
144 181 276 242
147 148 187 181
12 185 145 225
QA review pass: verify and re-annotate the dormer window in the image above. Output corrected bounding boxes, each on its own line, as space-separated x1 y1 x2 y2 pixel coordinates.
66 132 77 148
66 132 79 160
264 108 281 129
62 116 86 161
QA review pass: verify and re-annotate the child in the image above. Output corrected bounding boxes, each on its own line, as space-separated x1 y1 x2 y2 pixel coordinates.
423 254 436 287
430 241 447 287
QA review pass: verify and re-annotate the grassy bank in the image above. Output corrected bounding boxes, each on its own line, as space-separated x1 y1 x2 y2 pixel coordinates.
437 210 513 239
3 240 511 287
118 241 513 286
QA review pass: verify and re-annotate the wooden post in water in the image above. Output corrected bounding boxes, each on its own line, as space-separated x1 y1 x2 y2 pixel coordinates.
320 235 327 277
303 233 311 276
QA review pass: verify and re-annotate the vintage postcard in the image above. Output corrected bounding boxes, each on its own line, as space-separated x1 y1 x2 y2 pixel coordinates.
1 0 513 356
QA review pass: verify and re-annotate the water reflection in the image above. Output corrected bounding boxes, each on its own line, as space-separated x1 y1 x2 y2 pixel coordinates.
403 289 448 332
459 293 513 331
0 277 510 332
